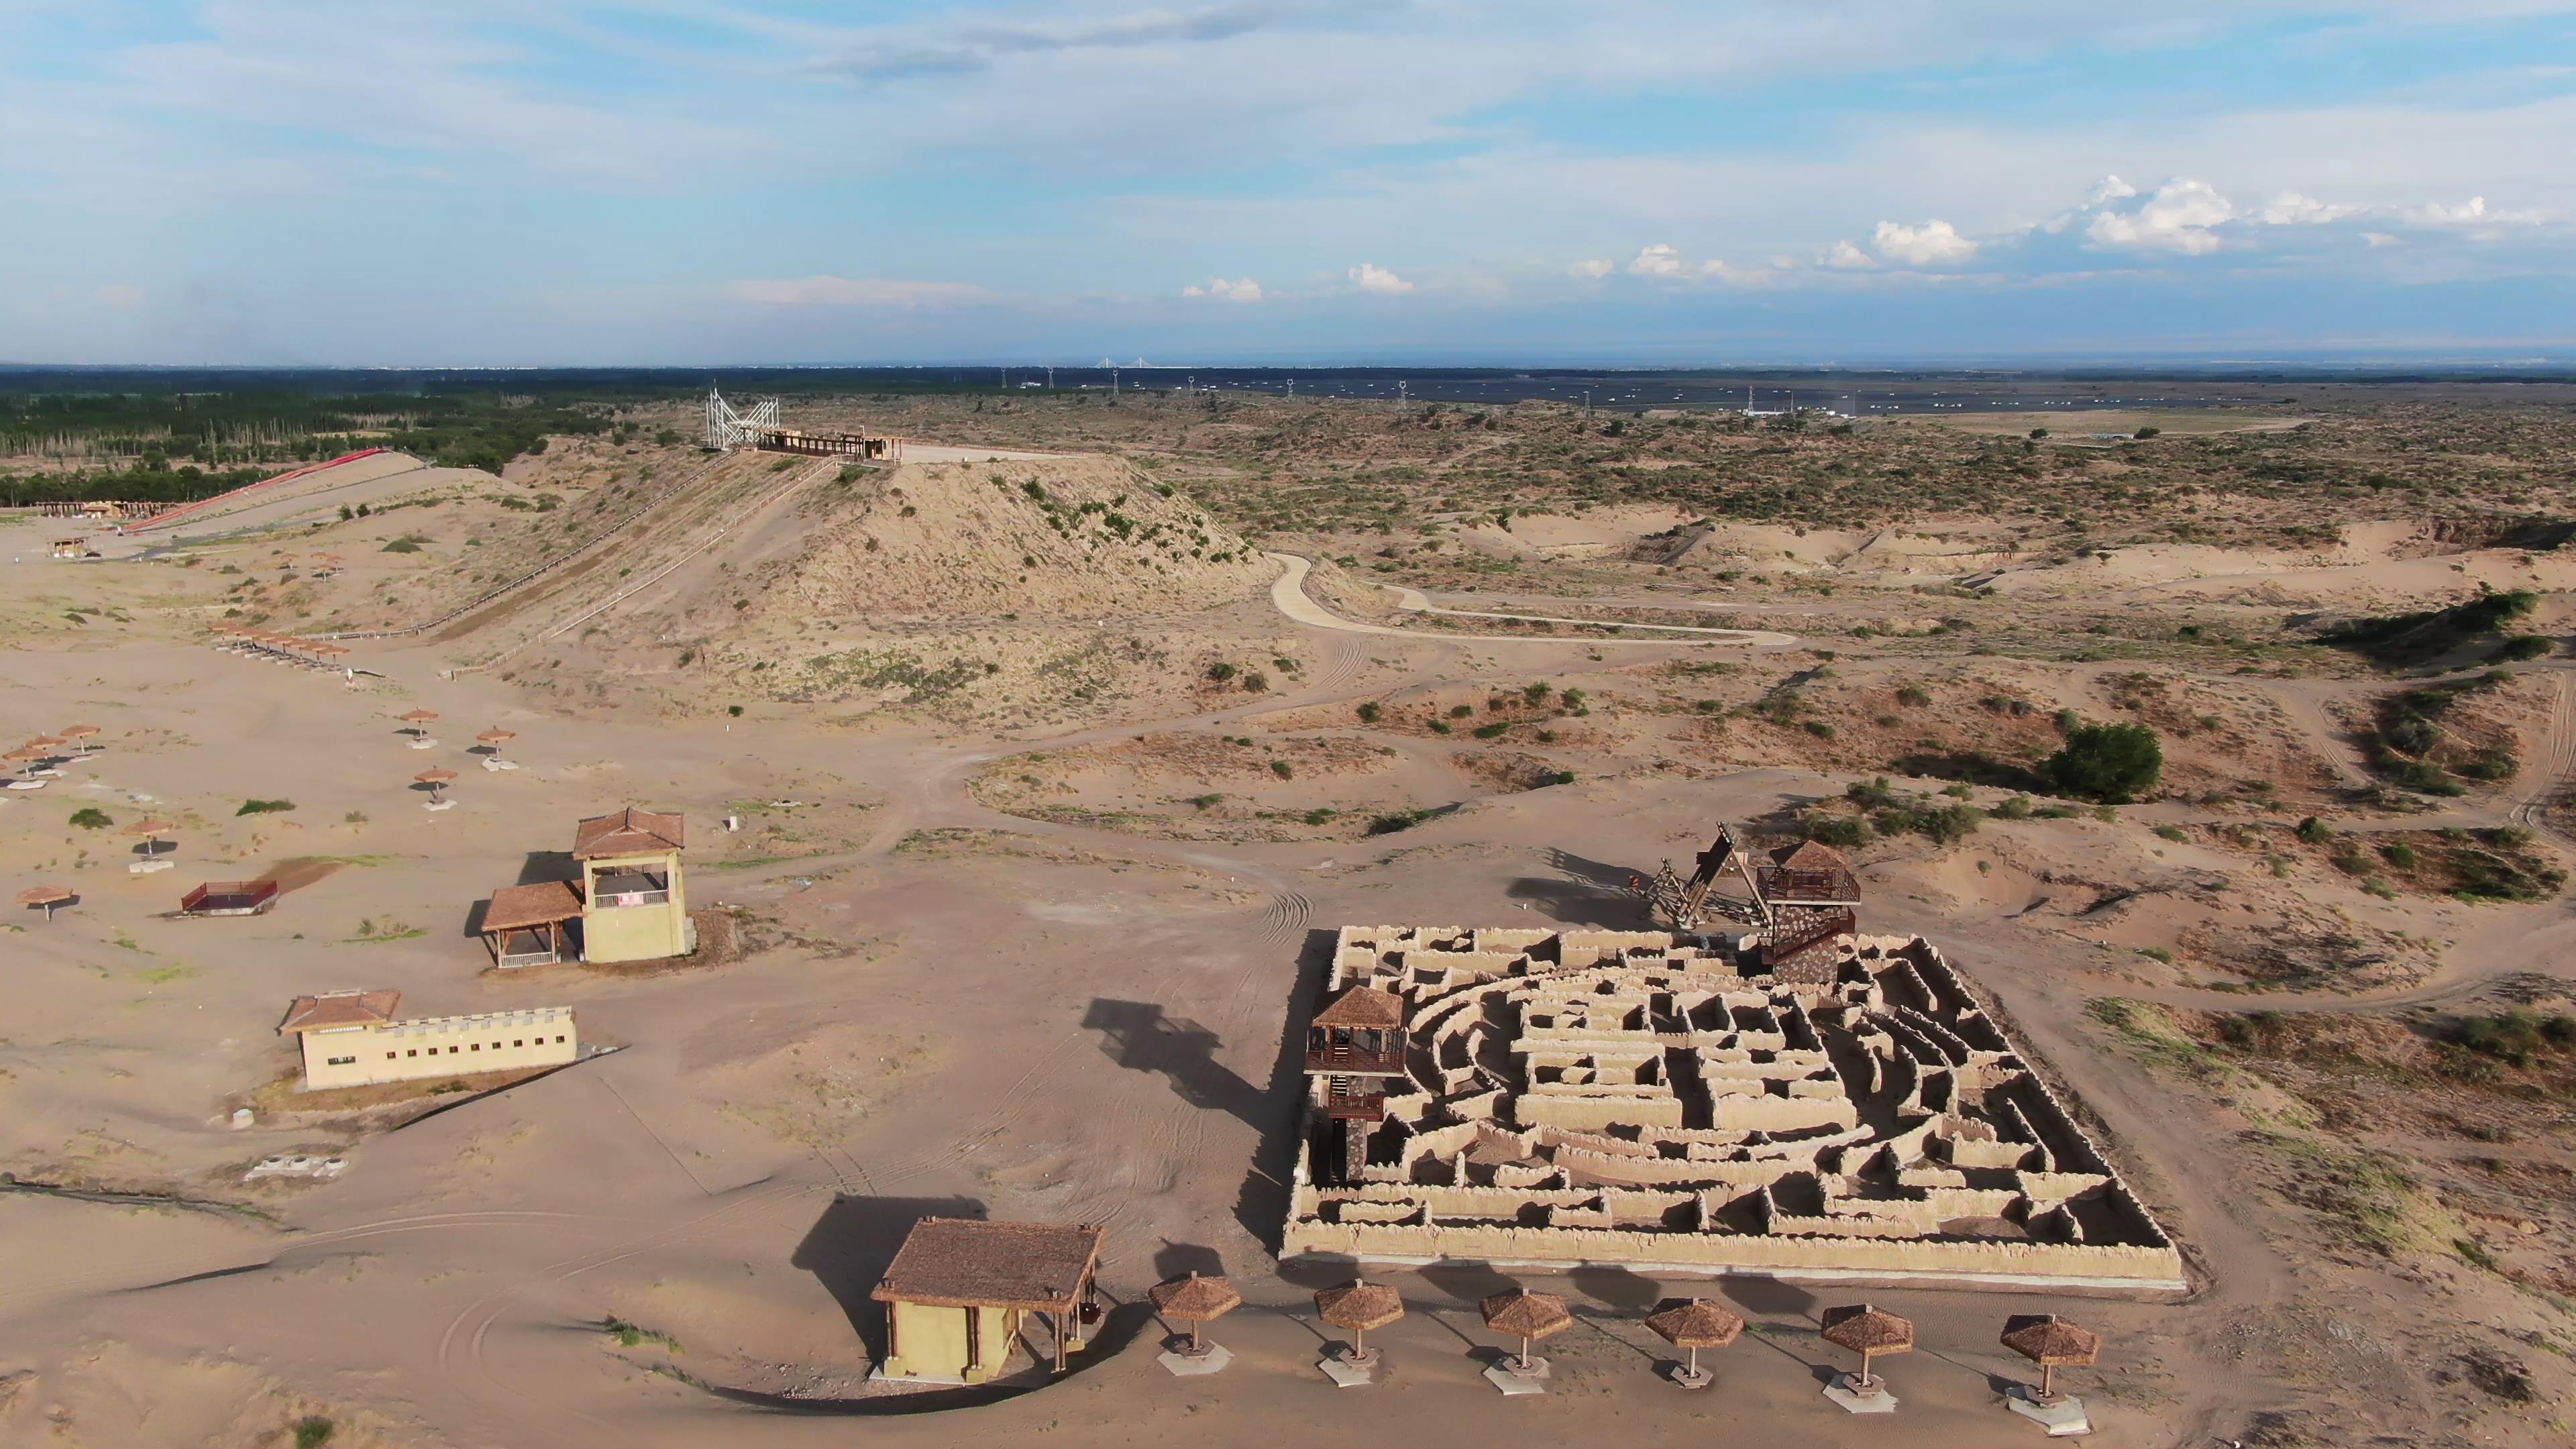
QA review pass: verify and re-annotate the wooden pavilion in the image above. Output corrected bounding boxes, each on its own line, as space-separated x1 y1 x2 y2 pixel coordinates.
870 1218 1104 1383
480 881 584 967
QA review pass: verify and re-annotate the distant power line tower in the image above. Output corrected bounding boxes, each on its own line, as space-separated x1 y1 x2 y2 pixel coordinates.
703 383 780 450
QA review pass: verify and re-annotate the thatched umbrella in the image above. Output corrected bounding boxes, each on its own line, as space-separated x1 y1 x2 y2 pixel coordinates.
476 727 517 758
4 746 45 779
17 884 73 920
124 817 177 857
1645 1298 1744 1385
2000 1314 2100 1403
415 767 459 804
1148 1271 1242 1357
1480 1287 1572 1375
1819 1304 1915 1393
59 723 101 755
1314 1278 1404 1366
397 708 439 741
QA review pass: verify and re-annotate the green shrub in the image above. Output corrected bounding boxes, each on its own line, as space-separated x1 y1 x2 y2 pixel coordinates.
1800 812 1872 849
2044 722 2163 802
1356 702 1381 722
236 799 295 816
1472 722 1510 739
1448 704 1473 718
1205 662 1236 683
2296 816 2333 843
1992 796 2032 820
2379 842 2417 870
1269 760 1293 780
2493 635 2553 662
1895 684 1931 708
2154 824 2188 842
1189 793 1223 809
294 1418 335 1449
69 807 111 830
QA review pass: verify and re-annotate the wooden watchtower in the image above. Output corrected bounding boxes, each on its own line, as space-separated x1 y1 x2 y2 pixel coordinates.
1305 984 1407 1181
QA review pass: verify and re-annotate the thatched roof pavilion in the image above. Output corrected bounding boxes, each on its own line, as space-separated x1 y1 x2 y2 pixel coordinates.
1820 1303 1915 1391
1148 1271 1242 1356
1481 1287 1571 1373
481 881 583 967
1313 1278 1403 1364
870 1218 1105 1375
17 884 74 919
1645 1297 1743 1385
2001 1313 2100 1401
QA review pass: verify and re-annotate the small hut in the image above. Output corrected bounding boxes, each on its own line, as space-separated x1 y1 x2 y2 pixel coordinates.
870 1218 1104 1383
415 767 459 808
18 884 74 920
1644 1297 1743 1388
480 881 584 967
1313 1277 1403 1368
1480 1287 1572 1377
1820 1303 1915 1401
1147 1271 1242 1364
2001 1313 2101 1404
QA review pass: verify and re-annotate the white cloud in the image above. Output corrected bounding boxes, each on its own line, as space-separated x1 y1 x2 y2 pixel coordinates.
1348 261 1414 294
2413 195 2489 223
1824 240 1876 270
2084 176 2235 253
1870 219 1976 266
94 284 145 307
2364 231 2402 247
2088 174 2139 204
1570 258 1614 278
722 276 996 307
2253 191 2357 225
1626 242 1686 275
1181 276 1263 301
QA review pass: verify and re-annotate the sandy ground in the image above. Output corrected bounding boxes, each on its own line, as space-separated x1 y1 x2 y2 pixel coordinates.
3 427 2574 1448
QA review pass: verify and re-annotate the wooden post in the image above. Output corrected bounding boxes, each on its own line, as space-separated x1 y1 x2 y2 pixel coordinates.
965 1305 982 1377
1053 1311 1067 1372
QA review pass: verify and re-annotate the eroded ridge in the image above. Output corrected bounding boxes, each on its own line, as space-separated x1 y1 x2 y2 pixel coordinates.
1285 926 2186 1291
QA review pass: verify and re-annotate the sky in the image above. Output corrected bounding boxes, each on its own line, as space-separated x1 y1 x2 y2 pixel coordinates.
3 1 2573 366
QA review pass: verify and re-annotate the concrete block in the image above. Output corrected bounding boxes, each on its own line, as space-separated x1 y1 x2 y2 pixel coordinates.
1823 1372 1899 1413
1318 1355 1375 1388
2006 1385 2093 1436
1484 1356 1550 1395
1159 1343 1232 1377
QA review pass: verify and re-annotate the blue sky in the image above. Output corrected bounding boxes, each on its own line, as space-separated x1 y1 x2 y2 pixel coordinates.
3 1 2572 365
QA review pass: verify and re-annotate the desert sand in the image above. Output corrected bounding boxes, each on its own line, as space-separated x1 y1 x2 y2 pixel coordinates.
3 390 2572 1448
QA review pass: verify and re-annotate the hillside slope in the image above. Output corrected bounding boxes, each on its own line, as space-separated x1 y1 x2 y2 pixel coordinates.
748 453 1270 623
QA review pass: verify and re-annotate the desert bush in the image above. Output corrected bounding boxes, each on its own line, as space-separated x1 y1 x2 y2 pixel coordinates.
69 807 111 829
2044 722 2163 802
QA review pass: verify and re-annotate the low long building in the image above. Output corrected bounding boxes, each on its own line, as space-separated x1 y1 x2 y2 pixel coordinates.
279 990 578 1089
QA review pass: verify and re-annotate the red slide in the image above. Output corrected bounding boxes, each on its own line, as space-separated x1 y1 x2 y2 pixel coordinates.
125 447 388 533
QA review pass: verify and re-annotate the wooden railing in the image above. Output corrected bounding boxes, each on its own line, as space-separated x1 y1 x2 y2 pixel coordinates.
1305 1044 1404 1075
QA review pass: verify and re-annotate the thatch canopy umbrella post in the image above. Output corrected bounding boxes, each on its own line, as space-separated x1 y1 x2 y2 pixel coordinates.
60 724 101 755
5 746 46 780
124 818 177 858
2001 1313 2101 1405
397 708 439 745
1644 1297 1744 1389
415 767 458 808
19 884 74 920
1147 1271 1242 1363
1479 1287 1572 1378
476 727 517 765
1820 1303 1915 1399
1314 1277 1403 1370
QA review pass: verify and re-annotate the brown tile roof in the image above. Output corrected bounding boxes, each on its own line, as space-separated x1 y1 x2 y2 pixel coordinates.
279 989 402 1034
573 806 687 859
1313 984 1406 1029
868 1218 1104 1311
483 880 584 932
1770 840 1851 871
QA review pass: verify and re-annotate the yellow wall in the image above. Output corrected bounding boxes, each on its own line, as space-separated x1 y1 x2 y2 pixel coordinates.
881 1299 1022 1383
300 1008 579 1089
579 849 690 964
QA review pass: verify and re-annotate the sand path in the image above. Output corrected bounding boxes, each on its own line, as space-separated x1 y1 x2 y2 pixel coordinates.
1267 551 1798 647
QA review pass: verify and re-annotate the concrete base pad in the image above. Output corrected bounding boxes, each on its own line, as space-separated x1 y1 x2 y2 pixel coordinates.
128 858 174 874
423 800 455 811
5 780 46 790
481 757 519 771
408 738 437 749
1824 1373 1900 1413
1669 1365 1713 1389
2006 1386 2093 1436
1318 1356 1375 1388
1484 1357 1550 1396
1159 1344 1232 1377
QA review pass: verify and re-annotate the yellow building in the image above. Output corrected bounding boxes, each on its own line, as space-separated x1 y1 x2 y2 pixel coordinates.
279 989 578 1089
572 807 692 964
871 1218 1105 1383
